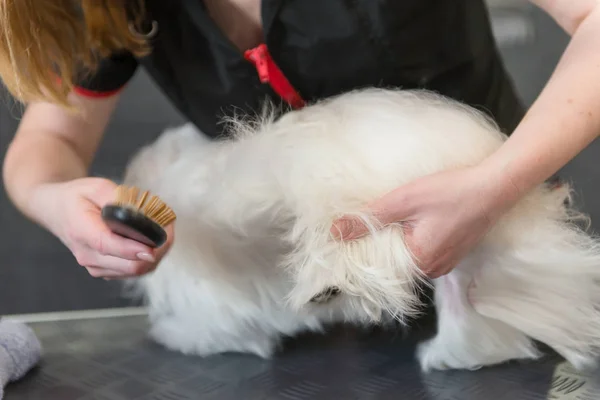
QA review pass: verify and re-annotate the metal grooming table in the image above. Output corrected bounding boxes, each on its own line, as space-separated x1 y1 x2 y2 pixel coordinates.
4 308 600 399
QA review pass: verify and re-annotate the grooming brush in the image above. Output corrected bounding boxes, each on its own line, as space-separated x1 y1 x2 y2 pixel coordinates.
101 185 176 248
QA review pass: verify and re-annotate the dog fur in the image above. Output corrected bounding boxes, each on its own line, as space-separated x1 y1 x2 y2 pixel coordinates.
122 88 600 372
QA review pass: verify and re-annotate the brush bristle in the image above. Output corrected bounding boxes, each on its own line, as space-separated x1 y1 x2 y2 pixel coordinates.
113 185 177 226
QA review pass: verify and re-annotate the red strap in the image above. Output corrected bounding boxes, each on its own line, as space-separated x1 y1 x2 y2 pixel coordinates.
244 44 306 109
54 75 125 98
72 86 124 98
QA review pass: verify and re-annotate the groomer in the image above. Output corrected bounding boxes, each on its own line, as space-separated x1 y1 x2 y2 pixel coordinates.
1 0 599 279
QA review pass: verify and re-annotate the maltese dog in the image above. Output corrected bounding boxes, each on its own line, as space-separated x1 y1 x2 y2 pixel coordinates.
122 88 600 372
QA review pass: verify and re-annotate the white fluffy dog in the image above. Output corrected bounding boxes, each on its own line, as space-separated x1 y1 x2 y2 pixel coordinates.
122 88 600 372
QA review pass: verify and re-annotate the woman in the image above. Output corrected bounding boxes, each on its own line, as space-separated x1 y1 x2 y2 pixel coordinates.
1 0 599 280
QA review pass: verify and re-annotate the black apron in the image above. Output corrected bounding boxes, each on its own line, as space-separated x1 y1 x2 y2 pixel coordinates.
78 0 525 138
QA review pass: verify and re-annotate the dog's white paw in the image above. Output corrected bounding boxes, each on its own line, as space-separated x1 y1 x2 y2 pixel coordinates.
416 337 483 372
416 326 542 373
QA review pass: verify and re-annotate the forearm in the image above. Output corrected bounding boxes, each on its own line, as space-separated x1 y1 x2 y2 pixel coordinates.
482 3 600 201
3 94 117 223
3 131 88 221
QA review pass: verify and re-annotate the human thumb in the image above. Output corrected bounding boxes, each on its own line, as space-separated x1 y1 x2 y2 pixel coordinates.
330 188 412 241
330 216 367 240
330 208 391 241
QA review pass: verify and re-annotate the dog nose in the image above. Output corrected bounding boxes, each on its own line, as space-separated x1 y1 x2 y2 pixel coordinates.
309 286 341 303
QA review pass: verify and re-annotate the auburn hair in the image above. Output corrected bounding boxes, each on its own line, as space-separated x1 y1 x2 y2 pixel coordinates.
0 0 151 108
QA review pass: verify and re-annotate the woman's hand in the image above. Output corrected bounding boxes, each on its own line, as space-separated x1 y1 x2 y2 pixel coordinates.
331 165 520 278
31 177 174 279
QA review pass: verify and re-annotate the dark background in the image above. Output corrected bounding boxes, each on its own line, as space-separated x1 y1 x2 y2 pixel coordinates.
1 5 599 315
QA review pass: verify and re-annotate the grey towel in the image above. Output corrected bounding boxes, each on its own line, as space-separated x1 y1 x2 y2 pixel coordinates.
0 319 42 399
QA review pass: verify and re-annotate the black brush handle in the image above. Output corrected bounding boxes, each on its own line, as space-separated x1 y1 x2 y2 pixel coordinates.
101 205 167 248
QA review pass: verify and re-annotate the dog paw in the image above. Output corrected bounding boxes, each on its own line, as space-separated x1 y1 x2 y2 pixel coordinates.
416 338 483 373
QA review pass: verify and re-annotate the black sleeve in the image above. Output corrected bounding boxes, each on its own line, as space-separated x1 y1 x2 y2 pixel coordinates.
73 50 139 96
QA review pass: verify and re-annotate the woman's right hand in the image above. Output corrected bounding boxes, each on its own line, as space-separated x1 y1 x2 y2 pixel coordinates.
30 177 174 279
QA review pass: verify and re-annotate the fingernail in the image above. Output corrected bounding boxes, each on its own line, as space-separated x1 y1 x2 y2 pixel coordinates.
137 252 155 262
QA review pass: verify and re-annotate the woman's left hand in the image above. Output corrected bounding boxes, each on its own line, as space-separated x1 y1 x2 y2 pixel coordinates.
330 164 519 278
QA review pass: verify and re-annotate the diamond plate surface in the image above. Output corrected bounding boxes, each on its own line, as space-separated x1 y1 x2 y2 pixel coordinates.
4 315 600 399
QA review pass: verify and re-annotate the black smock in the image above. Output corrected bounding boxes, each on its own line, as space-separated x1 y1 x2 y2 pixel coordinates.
75 0 525 138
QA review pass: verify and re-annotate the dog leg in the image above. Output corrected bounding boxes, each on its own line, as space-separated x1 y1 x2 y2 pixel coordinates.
416 261 541 372
130 253 326 359
468 241 600 370
147 313 281 358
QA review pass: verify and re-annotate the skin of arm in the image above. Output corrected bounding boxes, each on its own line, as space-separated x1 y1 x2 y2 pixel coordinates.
2 93 120 226
481 0 600 204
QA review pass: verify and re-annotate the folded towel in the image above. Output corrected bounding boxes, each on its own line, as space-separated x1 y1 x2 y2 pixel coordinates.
0 319 42 399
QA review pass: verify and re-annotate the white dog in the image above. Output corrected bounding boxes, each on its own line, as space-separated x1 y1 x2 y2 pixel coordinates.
122 88 600 372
